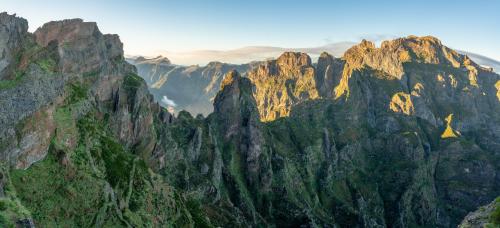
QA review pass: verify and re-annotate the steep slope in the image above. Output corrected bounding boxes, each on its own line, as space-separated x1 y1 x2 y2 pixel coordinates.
459 197 500 227
0 13 209 227
159 37 500 227
247 52 320 121
129 56 256 116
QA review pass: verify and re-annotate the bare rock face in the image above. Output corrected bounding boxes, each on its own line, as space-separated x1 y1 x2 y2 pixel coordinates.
248 52 319 121
315 52 345 97
213 70 264 183
34 19 124 73
0 12 28 80
1 14 203 227
342 36 465 79
0 15 139 169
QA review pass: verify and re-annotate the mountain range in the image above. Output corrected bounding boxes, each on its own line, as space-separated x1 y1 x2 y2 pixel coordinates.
127 44 500 118
0 12 499 227
130 43 500 72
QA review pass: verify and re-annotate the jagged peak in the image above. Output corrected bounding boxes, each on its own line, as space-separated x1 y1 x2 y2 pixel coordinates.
216 69 254 106
0 12 29 79
318 51 336 65
359 39 376 49
342 35 473 77
220 69 241 90
34 18 100 47
319 51 334 58
206 61 225 67
0 12 28 39
277 52 312 67
213 69 258 124
153 55 171 65
136 55 171 65
0 12 28 28
250 52 313 80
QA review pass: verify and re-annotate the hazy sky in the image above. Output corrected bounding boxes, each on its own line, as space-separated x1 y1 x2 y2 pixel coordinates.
2 0 500 61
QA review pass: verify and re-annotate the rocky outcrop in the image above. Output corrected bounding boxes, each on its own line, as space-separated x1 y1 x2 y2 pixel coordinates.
459 197 500 227
34 19 124 73
0 13 206 227
213 70 266 188
0 13 28 80
248 52 319 121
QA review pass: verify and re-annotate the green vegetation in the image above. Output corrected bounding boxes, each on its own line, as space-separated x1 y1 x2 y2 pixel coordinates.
66 82 88 104
0 71 25 90
9 108 211 227
124 73 143 91
0 164 32 228
0 38 58 91
35 58 57 73
82 70 100 78
489 197 500 226
10 143 103 227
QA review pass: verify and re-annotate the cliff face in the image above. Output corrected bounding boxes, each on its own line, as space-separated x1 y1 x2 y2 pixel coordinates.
247 52 319 121
0 13 206 227
0 12 499 228
0 13 28 81
159 38 500 227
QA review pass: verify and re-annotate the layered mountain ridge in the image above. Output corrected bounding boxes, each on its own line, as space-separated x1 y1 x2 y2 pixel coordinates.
0 12 499 227
128 56 258 115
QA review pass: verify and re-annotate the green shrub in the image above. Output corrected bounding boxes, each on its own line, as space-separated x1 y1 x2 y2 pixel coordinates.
36 58 56 72
0 200 7 211
66 83 88 104
0 213 15 228
490 197 500 225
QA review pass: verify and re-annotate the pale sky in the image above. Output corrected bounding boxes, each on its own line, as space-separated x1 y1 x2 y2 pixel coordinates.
2 0 499 62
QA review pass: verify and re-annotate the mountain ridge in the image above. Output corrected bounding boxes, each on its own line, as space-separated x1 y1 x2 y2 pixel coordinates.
130 42 500 73
0 13 499 227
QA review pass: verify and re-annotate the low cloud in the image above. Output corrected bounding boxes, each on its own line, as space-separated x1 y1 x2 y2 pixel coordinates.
161 95 177 107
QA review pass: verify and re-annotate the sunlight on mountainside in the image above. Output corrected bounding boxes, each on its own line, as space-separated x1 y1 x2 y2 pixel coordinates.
441 114 460 138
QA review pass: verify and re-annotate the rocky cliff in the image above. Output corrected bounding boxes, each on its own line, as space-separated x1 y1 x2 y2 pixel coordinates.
0 12 499 227
157 37 500 227
0 13 208 227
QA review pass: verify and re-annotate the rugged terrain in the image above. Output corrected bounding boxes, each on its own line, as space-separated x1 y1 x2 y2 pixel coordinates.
0 12 499 227
128 56 257 115
459 197 499 227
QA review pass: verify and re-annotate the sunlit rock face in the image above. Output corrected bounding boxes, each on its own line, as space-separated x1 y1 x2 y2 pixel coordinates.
247 52 320 121
201 36 500 227
153 37 500 227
